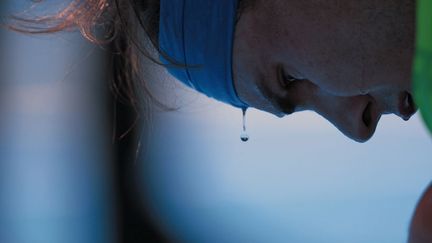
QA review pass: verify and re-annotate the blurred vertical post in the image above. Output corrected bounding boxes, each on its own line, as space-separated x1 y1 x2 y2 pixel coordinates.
109 23 171 243
0 1 115 243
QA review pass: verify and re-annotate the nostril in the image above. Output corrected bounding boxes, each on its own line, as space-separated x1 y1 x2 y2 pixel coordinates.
407 93 413 107
398 92 417 121
362 102 372 127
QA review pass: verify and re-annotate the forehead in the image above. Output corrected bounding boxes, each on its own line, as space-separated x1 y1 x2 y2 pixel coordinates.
235 70 279 115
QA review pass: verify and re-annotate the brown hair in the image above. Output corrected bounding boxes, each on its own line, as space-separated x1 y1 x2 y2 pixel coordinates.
9 0 163 113
8 0 253 111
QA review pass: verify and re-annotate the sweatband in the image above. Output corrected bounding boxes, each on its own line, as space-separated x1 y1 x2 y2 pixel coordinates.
159 0 249 108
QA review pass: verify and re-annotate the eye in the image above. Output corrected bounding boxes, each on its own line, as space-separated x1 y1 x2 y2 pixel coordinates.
277 65 300 88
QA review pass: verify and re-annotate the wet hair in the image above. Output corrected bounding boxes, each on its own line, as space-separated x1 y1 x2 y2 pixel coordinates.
8 0 255 110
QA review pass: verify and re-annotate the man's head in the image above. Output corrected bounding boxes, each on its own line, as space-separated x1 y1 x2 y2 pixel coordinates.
233 0 417 142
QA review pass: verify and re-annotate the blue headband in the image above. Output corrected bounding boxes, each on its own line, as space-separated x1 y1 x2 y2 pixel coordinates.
159 0 248 108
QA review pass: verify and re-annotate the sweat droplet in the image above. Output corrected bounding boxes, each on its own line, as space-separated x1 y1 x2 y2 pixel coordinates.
240 132 249 142
240 108 249 142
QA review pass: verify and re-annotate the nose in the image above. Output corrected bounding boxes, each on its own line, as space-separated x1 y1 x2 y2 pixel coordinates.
310 90 380 143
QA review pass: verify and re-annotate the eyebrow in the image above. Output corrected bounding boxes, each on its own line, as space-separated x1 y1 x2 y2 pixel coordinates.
257 75 296 115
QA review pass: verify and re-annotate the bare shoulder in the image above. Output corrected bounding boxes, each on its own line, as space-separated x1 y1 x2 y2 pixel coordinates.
409 183 432 243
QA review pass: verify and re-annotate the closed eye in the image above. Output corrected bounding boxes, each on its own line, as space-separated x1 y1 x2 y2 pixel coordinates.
277 64 302 89
253 66 298 116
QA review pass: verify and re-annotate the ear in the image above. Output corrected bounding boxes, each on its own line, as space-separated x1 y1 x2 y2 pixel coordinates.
409 183 432 243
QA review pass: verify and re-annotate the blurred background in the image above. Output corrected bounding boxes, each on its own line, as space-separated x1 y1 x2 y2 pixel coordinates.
1 1 432 243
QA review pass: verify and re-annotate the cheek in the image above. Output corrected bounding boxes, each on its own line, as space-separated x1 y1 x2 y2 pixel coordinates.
270 12 377 96
273 33 366 96
293 56 364 97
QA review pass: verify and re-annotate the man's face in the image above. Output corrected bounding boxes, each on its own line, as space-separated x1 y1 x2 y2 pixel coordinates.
233 0 417 142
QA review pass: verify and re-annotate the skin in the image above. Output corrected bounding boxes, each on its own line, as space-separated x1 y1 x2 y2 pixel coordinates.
409 183 432 243
233 0 417 142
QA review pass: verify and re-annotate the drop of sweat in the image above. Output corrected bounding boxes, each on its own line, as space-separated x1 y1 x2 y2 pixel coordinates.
240 108 249 142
